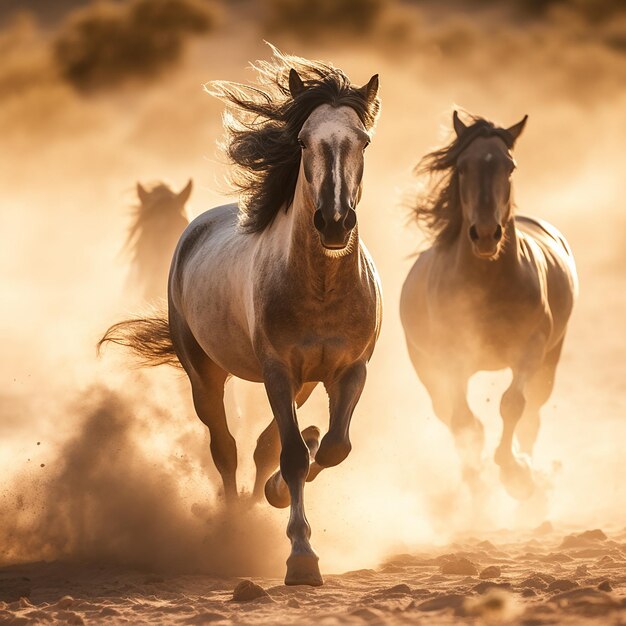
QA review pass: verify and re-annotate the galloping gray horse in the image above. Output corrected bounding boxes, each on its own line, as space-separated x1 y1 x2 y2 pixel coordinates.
101 48 382 586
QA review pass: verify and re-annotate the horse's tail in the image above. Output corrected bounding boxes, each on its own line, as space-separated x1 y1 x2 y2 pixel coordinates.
98 315 182 368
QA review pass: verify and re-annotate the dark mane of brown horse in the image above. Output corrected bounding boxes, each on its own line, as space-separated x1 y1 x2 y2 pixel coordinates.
413 115 517 247
208 50 380 233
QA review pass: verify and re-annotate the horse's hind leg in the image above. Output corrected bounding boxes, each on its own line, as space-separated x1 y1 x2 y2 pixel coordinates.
190 370 238 503
170 314 238 503
517 338 564 455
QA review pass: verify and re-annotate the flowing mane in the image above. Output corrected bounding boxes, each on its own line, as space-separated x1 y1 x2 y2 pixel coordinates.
206 45 381 233
412 114 517 247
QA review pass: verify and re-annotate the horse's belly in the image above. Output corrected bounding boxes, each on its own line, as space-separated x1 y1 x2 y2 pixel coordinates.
201 333 263 382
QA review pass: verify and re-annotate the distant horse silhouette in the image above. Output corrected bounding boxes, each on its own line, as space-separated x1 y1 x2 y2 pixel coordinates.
100 47 382 586
125 180 192 302
400 111 577 500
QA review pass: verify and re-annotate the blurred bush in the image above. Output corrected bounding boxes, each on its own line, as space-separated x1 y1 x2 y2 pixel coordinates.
53 0 217 91
265 0 384 37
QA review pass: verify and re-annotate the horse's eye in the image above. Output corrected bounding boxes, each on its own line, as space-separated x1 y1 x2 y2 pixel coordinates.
363 141 370 152
298 138 306 149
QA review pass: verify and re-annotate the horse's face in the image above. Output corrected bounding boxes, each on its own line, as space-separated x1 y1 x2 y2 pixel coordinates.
137 179 193 214
457 136 516 259
298 104 371 251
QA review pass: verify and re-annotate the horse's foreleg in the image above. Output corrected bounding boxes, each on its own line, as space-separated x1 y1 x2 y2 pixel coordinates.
495 336 547 499
263 365 323 587
517 337 564 455
313 362 367 473
256 382 320 505
450 393 485 491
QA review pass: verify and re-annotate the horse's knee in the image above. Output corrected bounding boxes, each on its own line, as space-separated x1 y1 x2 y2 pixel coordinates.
315 434 352 468
501 387 526 423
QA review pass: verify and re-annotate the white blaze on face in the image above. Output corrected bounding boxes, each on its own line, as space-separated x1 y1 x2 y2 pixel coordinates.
333 147 342 222
299 104 368 218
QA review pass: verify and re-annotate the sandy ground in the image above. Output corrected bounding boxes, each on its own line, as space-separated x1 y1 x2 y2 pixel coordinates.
1 526 625 625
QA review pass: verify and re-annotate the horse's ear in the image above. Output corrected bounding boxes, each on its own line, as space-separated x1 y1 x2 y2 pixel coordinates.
178 179 193 204
288 68 305 98
452 110 467 137
359 74 379 104
506 115 528 146
137 182 149 204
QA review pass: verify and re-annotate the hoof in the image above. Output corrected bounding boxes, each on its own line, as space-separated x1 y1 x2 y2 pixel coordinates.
264 471 290 509
500 459 535 501
302 426 321 458
285 553 324 586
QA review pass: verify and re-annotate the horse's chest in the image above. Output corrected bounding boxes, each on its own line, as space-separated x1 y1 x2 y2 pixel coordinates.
260 285 377 377
433 285 541 366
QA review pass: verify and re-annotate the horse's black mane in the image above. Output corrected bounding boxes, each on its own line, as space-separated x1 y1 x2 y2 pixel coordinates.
413 114 516 247
207 46 381 233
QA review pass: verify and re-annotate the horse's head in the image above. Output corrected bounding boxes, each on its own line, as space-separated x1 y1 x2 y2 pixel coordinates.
290 69 379 251
137 179 193 215
453 111 527 259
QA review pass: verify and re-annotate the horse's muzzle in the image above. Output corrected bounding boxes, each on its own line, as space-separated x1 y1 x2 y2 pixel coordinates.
313 208 356 250
468 222 502 259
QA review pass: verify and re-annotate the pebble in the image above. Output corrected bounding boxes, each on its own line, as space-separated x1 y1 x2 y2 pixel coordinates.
232 580 269 602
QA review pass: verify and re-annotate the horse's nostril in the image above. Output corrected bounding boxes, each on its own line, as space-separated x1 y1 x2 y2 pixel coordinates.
313 209 326 232
494 224 503 241
343 208 357 231
469 225 479 242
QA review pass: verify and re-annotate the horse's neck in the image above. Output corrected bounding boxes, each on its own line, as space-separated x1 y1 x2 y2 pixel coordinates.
454 217 521 281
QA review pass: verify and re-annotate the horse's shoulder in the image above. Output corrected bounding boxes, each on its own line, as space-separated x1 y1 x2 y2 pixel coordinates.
515 215 573 258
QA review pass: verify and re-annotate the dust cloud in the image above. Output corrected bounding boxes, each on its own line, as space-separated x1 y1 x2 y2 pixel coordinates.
0 0 625 579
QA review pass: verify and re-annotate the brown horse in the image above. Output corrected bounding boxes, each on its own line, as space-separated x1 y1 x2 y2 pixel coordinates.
124 180 192 302
400 111 577 500
100 48 382 586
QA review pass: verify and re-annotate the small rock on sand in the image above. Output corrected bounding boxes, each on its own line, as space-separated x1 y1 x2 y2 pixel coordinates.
417 594 467 615
548 587 620 616
520 576 548 590
473 581 511 594
560 529 607 549
232 580 269 602
598 580 613 592
547 579 579 593
440 557 478 576
479 565 502 579
350 607 385 621
55 595 76 609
